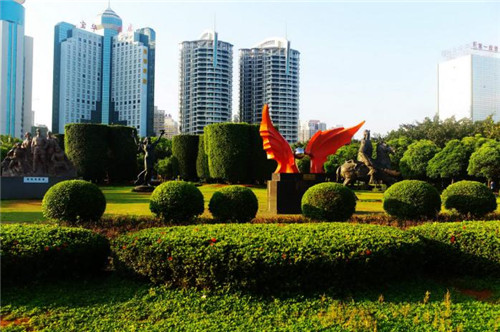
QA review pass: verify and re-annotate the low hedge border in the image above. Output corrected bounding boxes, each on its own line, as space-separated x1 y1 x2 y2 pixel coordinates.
0 224 110 283
112 223 424 290
409 221 500 276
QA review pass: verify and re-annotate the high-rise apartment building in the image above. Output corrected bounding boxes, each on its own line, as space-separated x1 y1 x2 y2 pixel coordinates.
438 42 500 122
52 6 156 136
179 30 233 134
164 113 179 139
1 0 33 138
153 106 165 136
299 120 327 142
239 38 300 143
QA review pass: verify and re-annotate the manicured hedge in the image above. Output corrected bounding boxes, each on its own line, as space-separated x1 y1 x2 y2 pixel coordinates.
65 124 109 182
209 186 258 222
383 180 441 219
196 134 210 181
205 123 251 183
107 125 137 182
42 180 106 224
172 135 199 181
156 156 179 180
302 182 356 221
149 181 204 222
112 223 424 290
249 125 275 183
409 221 500 276
0 224 109 283
442 181 497 217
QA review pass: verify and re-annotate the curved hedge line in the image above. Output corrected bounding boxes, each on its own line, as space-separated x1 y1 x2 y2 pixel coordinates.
65 124 109 182
0 224 109 283
205 123 251 183
172 135 199 181
409 221 500 276
112 223 424 290
108 125 137 182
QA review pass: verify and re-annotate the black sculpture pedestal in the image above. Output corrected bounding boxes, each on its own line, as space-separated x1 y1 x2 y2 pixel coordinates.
267 173 327 214
132 185 155 193
0 176 75 200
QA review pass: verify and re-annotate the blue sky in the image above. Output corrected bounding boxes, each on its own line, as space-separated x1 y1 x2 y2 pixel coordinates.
24 0 500 135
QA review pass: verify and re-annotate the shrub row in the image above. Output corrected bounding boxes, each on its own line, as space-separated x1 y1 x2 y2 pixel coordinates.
0 224 109 283
409 221 500 276
65 124 137 182
172 135 199 181
112 223 424 290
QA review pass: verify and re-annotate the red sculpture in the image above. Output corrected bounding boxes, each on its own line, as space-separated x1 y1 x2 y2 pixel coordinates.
259 104 364 174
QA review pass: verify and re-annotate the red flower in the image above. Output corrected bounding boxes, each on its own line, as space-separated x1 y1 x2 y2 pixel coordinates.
282 253 287 259
211 238 217 243
44 246 49 251
450 236 456 243
168 256 173 261
122 245 127 249
366 250 372 256
462 226 466 230
209 242 215 246
157 239 162 243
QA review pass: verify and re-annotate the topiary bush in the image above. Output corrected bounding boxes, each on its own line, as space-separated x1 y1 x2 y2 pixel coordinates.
296 156 311 174
0 224 109 283
65 123 109 182
196 134 210 182
42 180 106 224
205 123 251 183
249 125 276 183
172 135 199 181
112 223 424 290
409 221 500 276
301 182 356 221
383 180 441 219
107 125 137 182
442 181 497 217
209 186 258 222
149 181 204 222
156 156 179 180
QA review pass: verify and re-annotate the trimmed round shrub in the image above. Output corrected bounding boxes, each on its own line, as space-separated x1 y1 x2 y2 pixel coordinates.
409 221 500 276
112 223 424 290
442 181 497 217
149 181 204 222
209 186 258 222
42 180 106 224
156 156 179 180
1 224 109 283
172 135 199 181
301 182 356 221
383 180 441 219
65 123 109 182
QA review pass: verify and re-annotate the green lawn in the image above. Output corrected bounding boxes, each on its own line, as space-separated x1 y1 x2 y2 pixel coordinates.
0 185 387 223
2 275 499 331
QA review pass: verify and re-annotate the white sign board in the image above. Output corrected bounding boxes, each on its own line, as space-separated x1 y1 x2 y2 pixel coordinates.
23 177 49 183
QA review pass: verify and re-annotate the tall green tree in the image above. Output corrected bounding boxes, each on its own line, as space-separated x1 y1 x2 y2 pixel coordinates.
399 140 439 179
426 139 467 182
386 136 413 171
323 142 360 175
468 141 500 185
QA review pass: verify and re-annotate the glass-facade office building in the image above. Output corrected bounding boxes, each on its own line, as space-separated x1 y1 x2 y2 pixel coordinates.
438 44 500 122
52 6 156 136
240 38 300 143
179 30 233 134
1 0 33 138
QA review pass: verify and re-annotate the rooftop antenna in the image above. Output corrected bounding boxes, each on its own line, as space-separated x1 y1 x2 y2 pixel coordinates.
285 20 288 40
213 13 216 32
108 0 111 9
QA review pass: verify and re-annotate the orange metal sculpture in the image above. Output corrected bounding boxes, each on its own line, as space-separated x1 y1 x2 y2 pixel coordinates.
259 104 365 174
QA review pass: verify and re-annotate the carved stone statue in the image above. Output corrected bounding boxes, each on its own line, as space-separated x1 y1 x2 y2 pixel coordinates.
337 132 400 187
32 128 48 175
134 129 165 186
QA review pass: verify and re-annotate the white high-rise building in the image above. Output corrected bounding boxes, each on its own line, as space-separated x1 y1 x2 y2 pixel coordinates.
153 106 165 136
179 30 233 134
240 38 300 143
299 120 327 142
164 113 179 139
1 0 33 138
438 42 500 122
53 6 156 136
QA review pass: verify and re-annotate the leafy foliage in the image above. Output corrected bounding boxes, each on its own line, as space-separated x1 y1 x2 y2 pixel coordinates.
42 180 106 224
65 124 109 182
155 156 179 180
301 182 357 221
112 223 423 289
209 186 258 223
196 134 210 182
296 155 310 173
0 135 22 162
409 221 500 276
467 141 500 182
205 123 251 183
386 136 413 171
149 181 204 222
383 180 441 219
172 135 199 181
0 224 109 283
426 139 467 181
399 140 439 179
442 181 497 217
323 142 360 175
